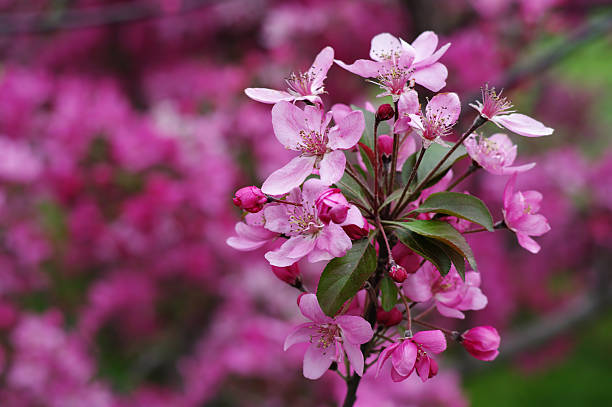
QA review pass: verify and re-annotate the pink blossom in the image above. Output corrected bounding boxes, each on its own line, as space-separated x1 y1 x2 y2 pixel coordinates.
261 102 364 195
0 136 42 183
403 263 487 319
315 188 350 224
284 293 373 379
502 173 551 254
263 179 356 266
376 330 446 382
232 186 268 213
465 133 535 175
470 85 553 137
461 326 500 361
226 211 278 251
245 46 334 104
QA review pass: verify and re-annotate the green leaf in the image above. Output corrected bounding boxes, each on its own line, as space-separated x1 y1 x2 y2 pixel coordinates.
412 192 494 231
317 239 377 316
430 239 466 279
394 228 451 275
388 219 477 273
379 188 406 211
380 277 399 311
402 143 467 189
336 171 366 204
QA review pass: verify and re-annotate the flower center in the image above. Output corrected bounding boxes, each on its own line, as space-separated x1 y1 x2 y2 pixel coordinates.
310 323 341 351
286 71 315 96
480 85 514 118
298 128 329 156
288 207 323 235
422 111 452 141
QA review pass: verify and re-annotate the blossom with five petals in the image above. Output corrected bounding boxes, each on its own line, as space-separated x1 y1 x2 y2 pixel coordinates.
465 133 535 175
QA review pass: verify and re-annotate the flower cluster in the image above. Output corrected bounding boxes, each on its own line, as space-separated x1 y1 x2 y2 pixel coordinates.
229 30 554 404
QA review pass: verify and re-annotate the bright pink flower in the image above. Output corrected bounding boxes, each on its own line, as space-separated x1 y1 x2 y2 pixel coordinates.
376 330 446 382
335 32 449 98
226 211 277 251
399 92 460 148
270 263 301 285
502 173 551 254
403 263 487 319
284 293 373 379
263 179 356 266
461 326 500 361
261 102 364 195
245 47 334 104
470 85 553 137
232 186 268 213
465 133 535 175
315 188 350 224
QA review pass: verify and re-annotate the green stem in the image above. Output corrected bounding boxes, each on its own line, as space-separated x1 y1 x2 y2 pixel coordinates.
391 147 425 218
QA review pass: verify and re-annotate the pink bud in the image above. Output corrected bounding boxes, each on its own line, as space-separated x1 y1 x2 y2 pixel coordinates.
233 186 267 213
271 263 301 285
315 188 350 224
461 326 500 361
342 218 370 240
428 357 439 378
376 103 395 122
378 134 394 156
376 307 403 327
389 264 407 283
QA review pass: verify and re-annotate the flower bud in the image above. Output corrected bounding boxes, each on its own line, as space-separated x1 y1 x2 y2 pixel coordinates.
233 186 267 213
378 134 394 156
271 263 301 285
376 307 403 327
342 218 370 240
389 263 407 283
376 103 395 122
460 326 500 361
315 188 350 224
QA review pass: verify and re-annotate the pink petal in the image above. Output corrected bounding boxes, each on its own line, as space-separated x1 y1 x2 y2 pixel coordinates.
392 340 417 376
415 355 431 382
225 236 267 251
284 323 316 350
244 88 293 104
498 162 536 175
469 349 499 361
516 232 541 254
503 173 517 209
436 303 466 319
414 42 450 69
299 293 333 323
336 315 374 345
303 344 334 380
309 46 335 90
375 342 400 377
301 178 330 206
307 248 334 263
370 33 402 62
315 223 352 258
319 150 346 185
271 101 307 149
342 340 365 376
397 134 417 169
426 92 460 124
328 110 365 150
402 268 434 302
398 89 420 115
331 103 352 123
522 190 543 210
411 31 438 61
263 204 293 234
458 287 488 311
494 113 554 137
412 62 447 92
394 116 412 134
265 235 317 267
261 155 316 195
413 330 447 353
391 366 410 382
334 58 381 78
513 214 551 236
340 205 366 228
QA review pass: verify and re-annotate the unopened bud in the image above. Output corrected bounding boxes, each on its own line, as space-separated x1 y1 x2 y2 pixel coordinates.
460 326 500 361
389 263 408 283
376 307 403 327
342 218 370 240
271 263 301 285
316 188 350 224
233 186 267 213
376 103 395 122
378 134 394 156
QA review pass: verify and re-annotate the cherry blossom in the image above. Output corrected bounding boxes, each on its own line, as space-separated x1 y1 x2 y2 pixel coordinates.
465 133 536 175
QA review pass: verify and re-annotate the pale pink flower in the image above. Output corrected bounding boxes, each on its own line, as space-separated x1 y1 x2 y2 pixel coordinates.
226 211 277 251
460 326 500 361
376 330 446 382
335 32 449 99
284 293 373 379
502 173 551 254
245 46 334 104
465 133 535 175
403 263 487 319
398 92 460 148
263 179 356 266
470 85 553 137
261 102 364 195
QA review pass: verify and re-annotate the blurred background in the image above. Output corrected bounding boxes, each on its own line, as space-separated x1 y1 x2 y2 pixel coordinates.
0 0 610 406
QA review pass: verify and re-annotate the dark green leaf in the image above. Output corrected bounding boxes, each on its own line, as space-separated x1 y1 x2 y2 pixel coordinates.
380 277 399 311
412 192 494 231
317 239 377 316
430 239 466 279
394 228 451 275
336 172 366 204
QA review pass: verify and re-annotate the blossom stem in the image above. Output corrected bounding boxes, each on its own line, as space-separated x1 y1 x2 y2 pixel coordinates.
412 318 454 336
391 147 425 218
414 304 436 320
388 100 401 193
445 162 480 191
401 294 412 333
342 375 361 407
373 120 381 208
266 197 303 207
377 218 393 262
374 333 396 343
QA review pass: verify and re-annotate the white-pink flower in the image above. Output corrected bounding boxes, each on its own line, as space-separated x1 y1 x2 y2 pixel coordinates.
261 102 364 195
502 173 551 254
465 133 536 175
284 293 374 380
403 263 487 319
469 85 553 137
263 179 359 266
245 47 334 105
335 32 450 98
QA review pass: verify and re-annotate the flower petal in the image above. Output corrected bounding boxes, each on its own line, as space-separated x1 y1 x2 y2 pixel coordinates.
343 340 365 376
411 31 439 61
271 101 308 148
426 92 460 124
336 315 374 344
261 155 316 195
494 113 554 137
392 340 417 376
315 223 352 258
265 235 317 267
412 62 447 92
413 330 447 353
516 232 541 254
244 88 294 104
284 323 316 350
299 293 333 323
415 355 431 382
319 150 346 185
303 344 334 380
328 110 365 150
370 33 402 61
309 46 335 90
375 342 400 377
334 59 381 78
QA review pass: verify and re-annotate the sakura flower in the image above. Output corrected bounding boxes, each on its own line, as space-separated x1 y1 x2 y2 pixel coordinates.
403 263 487 319
226 211 277 251
245 46 334 104
502 173 551 254
469 85 553 137
284 293 373 380
335 32 449 99
465 133 535 175
376 330 446 382
261 102 364 195
460 326 500 361
398 92 461 148
263 179 358 266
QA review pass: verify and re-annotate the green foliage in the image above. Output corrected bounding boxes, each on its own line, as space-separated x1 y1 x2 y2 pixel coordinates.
401 143 467 189
412 192 494 231
380 276 399 311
